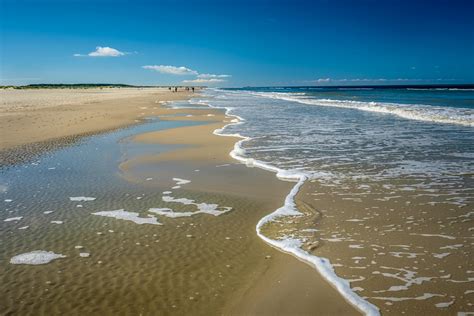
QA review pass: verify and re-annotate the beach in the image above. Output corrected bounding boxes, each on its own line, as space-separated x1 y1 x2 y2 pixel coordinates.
199 87 473 315
2 0 472 314
1 87 473 315
0 88 190 164
0 88 361 315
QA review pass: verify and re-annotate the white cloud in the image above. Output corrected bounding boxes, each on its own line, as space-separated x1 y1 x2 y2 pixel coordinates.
142 65 230 84
197 73 231 79
74 46 126 57
182 78 226 84
142 65 198 75
316 78 331 83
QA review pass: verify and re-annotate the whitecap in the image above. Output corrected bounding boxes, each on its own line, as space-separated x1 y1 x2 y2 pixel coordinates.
69 196 96 202
4 216 22 222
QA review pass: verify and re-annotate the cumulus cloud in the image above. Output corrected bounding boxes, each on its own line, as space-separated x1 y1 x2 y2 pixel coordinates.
316 78 331 83
182 78 226 84
142 65 198 75
74 46 126 57
142 65 230 84
197 73 231 79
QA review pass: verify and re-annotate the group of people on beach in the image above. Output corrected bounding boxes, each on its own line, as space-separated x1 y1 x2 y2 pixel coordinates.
169 86 195 93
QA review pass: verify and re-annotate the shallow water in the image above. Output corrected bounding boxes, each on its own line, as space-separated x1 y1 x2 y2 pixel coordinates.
2 90 473 314
201 87 474 314
1 114 260 314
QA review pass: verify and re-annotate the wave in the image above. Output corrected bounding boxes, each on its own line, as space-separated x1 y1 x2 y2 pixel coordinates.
202 92 381 316
406 88 474 91
252 92 474 127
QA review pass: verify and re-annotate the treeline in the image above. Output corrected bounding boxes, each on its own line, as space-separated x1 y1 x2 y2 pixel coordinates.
0 83 150 89
0 83 207 89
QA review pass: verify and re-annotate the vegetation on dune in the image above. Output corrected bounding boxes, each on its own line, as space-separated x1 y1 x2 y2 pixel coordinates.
0 84 207 89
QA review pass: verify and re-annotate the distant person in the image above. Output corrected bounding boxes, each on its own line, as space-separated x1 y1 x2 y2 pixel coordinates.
175 87 178 92
168 87 171 91
192 87 195 93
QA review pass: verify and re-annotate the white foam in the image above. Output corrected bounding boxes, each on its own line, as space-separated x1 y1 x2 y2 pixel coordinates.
409 233 456 240
4 216 23 222
92 209 161 225
50 221 63 224
148 208 187 218
158 195 232 217
69 196 96 202
79 252 90 258
435 300 454 308
372 267 434 293
253 91 474 127
198 91 380 316
171 178 191 189
433 252 450 259
371 293 444 302
173 178 191 184
10 250 66 265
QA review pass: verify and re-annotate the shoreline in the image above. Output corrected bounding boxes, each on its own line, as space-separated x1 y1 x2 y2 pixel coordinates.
2 88 362 314
202 88 473 315
120 102 362 315
206 99 378 315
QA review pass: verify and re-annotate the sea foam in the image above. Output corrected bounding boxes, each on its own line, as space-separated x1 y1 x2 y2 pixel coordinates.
198 91 381 316
92 209 161 225
4 216 23 222
157 195 232 217
70 196 96 202
10 250 66 265
252 92 473 127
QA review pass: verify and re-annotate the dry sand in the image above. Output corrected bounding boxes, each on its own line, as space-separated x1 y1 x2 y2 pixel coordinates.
0 88 191 164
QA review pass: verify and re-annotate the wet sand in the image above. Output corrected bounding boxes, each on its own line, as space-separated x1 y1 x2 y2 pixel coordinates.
294 181 474 315
120 110 362 315
1 91 361 315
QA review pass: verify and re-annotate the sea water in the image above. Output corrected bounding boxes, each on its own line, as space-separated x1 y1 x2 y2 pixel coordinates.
201 86 474 314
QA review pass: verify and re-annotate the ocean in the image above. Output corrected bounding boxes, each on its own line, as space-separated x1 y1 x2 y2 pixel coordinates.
198 86 474 314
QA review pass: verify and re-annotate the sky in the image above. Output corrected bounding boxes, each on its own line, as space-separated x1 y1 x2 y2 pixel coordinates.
1 0 473 87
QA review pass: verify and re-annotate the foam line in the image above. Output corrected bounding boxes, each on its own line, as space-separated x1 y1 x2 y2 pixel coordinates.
198 91 381 316
252 91 473 127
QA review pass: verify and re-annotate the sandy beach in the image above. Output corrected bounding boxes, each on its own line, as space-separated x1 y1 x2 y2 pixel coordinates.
2 87 472 315
0 89 361 315
0 88 191 164
2 0 472 314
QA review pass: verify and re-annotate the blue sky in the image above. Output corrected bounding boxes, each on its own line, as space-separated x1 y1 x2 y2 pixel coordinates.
1 0 473 87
